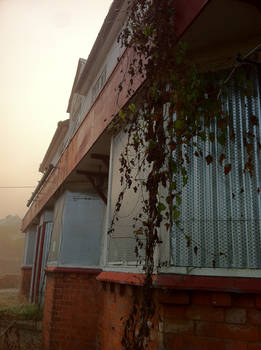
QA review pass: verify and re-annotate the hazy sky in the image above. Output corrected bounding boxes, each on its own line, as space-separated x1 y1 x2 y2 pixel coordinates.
0 0 112 219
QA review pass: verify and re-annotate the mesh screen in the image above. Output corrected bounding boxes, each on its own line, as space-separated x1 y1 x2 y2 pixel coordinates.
108 132 146 264
171 68 261 268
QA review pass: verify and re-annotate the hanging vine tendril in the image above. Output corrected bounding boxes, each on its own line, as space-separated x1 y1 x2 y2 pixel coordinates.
108 1 259 349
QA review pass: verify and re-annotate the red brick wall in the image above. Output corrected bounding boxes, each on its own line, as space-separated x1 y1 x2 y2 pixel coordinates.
99 282 261 350
19 266 32 300
42 268 102 350
160 290 261 349
41 270 261 350
98 283 161 350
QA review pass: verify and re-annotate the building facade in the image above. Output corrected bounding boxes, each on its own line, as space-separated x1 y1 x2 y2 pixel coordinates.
20 0 261 349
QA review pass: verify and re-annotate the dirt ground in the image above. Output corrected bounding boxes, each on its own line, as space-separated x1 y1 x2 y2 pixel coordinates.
0 289 19 308
0 288 42 350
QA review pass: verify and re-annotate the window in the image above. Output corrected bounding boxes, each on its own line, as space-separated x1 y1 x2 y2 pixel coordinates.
48 190 105 267
23 227 37 266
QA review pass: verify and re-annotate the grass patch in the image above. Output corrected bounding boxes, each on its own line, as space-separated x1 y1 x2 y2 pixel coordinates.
0 303 43 321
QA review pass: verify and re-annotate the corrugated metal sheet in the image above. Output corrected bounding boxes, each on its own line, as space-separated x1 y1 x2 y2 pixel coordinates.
171 68 261 268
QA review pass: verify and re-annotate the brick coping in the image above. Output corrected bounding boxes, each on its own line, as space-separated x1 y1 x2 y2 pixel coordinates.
45 267 102 275
97 272 261 294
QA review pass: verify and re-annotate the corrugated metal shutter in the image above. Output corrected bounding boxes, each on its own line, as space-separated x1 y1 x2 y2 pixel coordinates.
171 68 261 269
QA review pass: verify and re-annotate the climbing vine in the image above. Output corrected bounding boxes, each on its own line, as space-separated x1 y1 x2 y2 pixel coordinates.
109 1 260 349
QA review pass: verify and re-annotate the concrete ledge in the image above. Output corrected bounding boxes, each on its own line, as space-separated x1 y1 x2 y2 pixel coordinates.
21 266 32 271
97 271 261 294
45 267 101 275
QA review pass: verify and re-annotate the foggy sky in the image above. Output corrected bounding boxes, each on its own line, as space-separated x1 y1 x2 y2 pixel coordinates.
0 0 112 219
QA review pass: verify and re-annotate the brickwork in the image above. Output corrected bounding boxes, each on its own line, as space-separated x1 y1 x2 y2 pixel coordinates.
41 270 261 350
160 290 261 350
19 267 32 300
98 283 161 350
98 278 261 350
42 268 102 350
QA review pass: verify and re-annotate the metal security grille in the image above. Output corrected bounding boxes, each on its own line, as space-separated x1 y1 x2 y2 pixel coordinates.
171 69 261 269
108 132 146 264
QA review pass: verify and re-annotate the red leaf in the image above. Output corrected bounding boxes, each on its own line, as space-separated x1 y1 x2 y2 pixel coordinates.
250 115 258 126
230 131 235 141
186 236 191 248
219 153 225 166
205 155 213 165
194 246 198 255
224 163 232 175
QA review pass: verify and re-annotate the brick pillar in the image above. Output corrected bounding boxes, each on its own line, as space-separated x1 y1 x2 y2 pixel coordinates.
19 266 32 300
42 267 102 350
98 282 161 350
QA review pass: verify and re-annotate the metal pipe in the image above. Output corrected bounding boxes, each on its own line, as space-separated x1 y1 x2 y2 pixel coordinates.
27 164 54 207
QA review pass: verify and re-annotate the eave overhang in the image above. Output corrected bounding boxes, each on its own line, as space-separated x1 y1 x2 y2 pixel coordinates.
39 119 69 173
22 0 215 231
66 58 86 114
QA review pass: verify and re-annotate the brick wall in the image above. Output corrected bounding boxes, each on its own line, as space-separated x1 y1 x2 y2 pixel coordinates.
42 268 102 350
19 266 32 300
98 282 162 350
99 281 261 350
159 290 261 349
41 270 261 350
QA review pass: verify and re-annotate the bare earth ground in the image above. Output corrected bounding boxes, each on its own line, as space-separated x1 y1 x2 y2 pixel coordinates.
0 289 19 307
0 288 42 350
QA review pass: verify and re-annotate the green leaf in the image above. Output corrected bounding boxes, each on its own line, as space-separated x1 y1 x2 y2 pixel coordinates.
173 209 181 220
148 140 155 149
171 162 178 173
199 131 206 142
176 195 182 205
119 110 126 120
174 120 183 130
128 103 136 114
158 202 166 213
217 133 226 146
170 181 177 190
